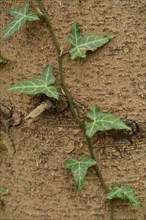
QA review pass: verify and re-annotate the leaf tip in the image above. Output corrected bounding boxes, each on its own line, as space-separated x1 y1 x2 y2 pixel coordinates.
89 104 100 112
125 125 132 131
77 185 82 191
55 93 59 100
108 35 114 40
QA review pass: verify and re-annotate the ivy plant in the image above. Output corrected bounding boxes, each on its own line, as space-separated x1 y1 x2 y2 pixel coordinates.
65 157 96 190
2 2 39 39
0 187 9 209
107 185 141 207
0 187 8 196
7 65 59 100
1 1 142 219
85 104 131 138
66 23 113 59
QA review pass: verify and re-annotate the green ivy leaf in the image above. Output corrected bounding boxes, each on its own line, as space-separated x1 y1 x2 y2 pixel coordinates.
85 104 131 138
0 187 9 196
107 185 141 207
2 3 39 39
66 23 113 59
7 65 59 100
65 157 96 190
26 12 39 21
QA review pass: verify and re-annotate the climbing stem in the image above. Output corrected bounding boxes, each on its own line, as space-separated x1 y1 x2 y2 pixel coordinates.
35 0 114 219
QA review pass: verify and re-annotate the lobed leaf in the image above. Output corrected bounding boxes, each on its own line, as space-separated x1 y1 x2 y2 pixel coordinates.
107 185 141 207
65 157 96 190
85 104 131 138
7 65 59 100
2 3 39 39
66 23 113 59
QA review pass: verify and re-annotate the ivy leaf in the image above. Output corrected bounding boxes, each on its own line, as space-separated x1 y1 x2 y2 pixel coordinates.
65 157 96 190
26 12 40 21
66 23 113 59
0 187 9 196
7 65 59 100
85 104 131 138
107 185 141 207
2 2 39 39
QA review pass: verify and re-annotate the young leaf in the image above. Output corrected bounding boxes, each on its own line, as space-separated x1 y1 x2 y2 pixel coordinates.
107 185 141 207
2 3 39 39
85 104 131 138
7 65 59 100
65 157 96 190
66 23 113 59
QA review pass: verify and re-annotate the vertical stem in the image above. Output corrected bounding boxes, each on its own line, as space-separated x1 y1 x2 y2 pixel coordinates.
34 0 114 219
